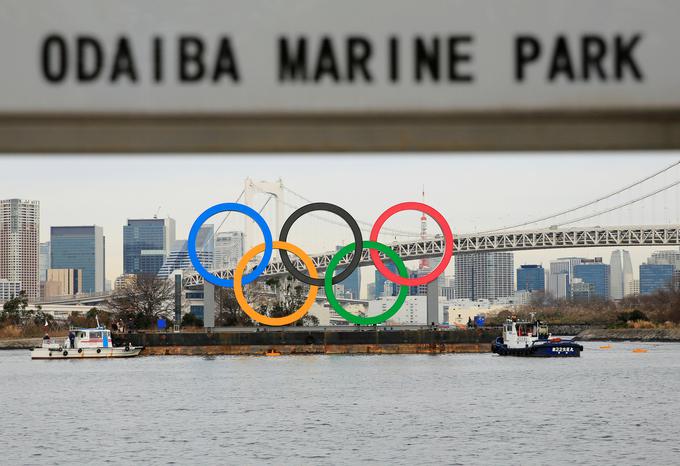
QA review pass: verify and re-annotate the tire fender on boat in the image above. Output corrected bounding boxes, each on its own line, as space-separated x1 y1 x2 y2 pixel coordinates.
124 344 130 352
62 350 68 356
78 348 83 354
96 348 101 354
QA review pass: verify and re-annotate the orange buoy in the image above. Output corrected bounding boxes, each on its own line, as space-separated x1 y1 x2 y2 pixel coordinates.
599 345 612 349
265 350 281 357
632 348 648 353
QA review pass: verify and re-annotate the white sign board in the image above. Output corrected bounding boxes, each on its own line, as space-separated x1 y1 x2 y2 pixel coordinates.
0 0 678 113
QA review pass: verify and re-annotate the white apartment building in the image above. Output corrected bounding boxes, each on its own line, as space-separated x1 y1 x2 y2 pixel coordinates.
214 231 244 270
454 252 514 300
0 199 40 300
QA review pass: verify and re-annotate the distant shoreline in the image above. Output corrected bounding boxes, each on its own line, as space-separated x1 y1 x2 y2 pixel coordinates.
4 327 680 353
575 327 680 342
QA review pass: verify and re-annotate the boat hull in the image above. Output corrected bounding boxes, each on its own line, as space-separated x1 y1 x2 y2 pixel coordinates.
491 338 583 357
31 346 143 359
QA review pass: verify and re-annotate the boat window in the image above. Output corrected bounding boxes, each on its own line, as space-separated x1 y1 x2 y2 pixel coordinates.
89 331 102 339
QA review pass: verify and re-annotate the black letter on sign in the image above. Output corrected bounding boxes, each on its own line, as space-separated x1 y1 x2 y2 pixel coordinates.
179 36 205 82
615 34 643 81
388 36 399 83
448 35 474 82
213 37 240 82
548 35 575 81
77 36 103 82
415 37 440 82
581 35 607 81
153 36 163 83
42 34 68 83
515 35 541 82
347 36 373 82
279 37 307 82
314 36 340 82
110 37 138 82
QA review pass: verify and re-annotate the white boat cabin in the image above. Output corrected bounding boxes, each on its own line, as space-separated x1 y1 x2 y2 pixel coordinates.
502 319 550 349
52 327 114 350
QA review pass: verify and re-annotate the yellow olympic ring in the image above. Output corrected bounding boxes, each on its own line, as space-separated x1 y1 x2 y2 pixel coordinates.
233 240 319 326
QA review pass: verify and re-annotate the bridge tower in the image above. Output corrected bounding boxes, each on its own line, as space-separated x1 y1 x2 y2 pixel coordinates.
243 178 285 250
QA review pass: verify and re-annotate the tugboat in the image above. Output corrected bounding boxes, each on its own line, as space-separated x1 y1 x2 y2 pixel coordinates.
31 325 142 360
491 317 583 357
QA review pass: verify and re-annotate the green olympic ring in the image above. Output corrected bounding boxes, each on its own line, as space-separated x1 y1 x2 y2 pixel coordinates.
325 241 409 325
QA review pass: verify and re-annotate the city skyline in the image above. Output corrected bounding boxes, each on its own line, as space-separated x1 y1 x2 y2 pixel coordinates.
3 153 680 295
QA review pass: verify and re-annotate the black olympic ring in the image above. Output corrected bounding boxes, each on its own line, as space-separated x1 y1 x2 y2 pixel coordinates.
278 202 363 287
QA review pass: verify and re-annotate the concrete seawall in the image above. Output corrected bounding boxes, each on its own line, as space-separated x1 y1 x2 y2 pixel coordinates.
0 338 41 350
576 327 680 342
116 328 500 356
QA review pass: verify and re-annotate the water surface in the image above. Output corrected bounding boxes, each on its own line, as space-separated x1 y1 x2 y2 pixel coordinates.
1 342 679 465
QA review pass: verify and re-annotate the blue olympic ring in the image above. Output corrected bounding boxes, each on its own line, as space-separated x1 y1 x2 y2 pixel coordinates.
188 203 273 288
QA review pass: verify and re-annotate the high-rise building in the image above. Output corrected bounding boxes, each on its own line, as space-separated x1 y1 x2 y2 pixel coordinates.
454 252 514 300
214 231 244 270
516 264 545 292
375 261 399 298
50 226 105 293
573 261 610 299
639 263 674 295
366 282 376 301
0 199 40 300
157 237 215 279
196 224 215 257
628 279 640 296
44 268 82 298
123 218 175 276
39 241 50 282
408 266 446 296
547 272 570 300
646 249 680 269
339 268 361 299
571 278 594 301
0 279 22 302
610 250 634 300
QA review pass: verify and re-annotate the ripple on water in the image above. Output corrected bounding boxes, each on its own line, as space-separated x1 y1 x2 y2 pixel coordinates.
1 343 680 465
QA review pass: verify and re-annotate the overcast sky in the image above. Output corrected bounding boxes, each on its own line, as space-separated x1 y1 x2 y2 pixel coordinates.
2 153 680 294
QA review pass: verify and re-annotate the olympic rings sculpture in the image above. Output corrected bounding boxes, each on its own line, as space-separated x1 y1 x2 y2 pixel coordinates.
188 201 454 326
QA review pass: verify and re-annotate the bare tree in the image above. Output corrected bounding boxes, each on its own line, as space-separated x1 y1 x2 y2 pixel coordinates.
215 287 255 326
213 275 319 327
266 276 319 326
108 274 175 329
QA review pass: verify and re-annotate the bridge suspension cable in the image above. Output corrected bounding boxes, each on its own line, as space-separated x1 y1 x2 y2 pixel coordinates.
481 159 680 233
282 185 421 237
552 178 680 227
200 189 245 250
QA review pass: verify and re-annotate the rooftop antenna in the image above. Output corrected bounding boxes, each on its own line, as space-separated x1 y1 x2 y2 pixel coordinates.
153 206 161 219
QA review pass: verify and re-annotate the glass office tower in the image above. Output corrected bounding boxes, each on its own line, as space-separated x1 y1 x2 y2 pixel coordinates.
573 262 610 299
639 263 674 295
123 218 176 276
50 226 105 293
516 264 545 292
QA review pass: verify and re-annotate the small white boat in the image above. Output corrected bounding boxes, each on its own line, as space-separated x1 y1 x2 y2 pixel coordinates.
31 326 142 360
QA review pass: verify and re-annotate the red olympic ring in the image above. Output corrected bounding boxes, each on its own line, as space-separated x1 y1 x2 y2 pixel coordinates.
369 202 454 286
